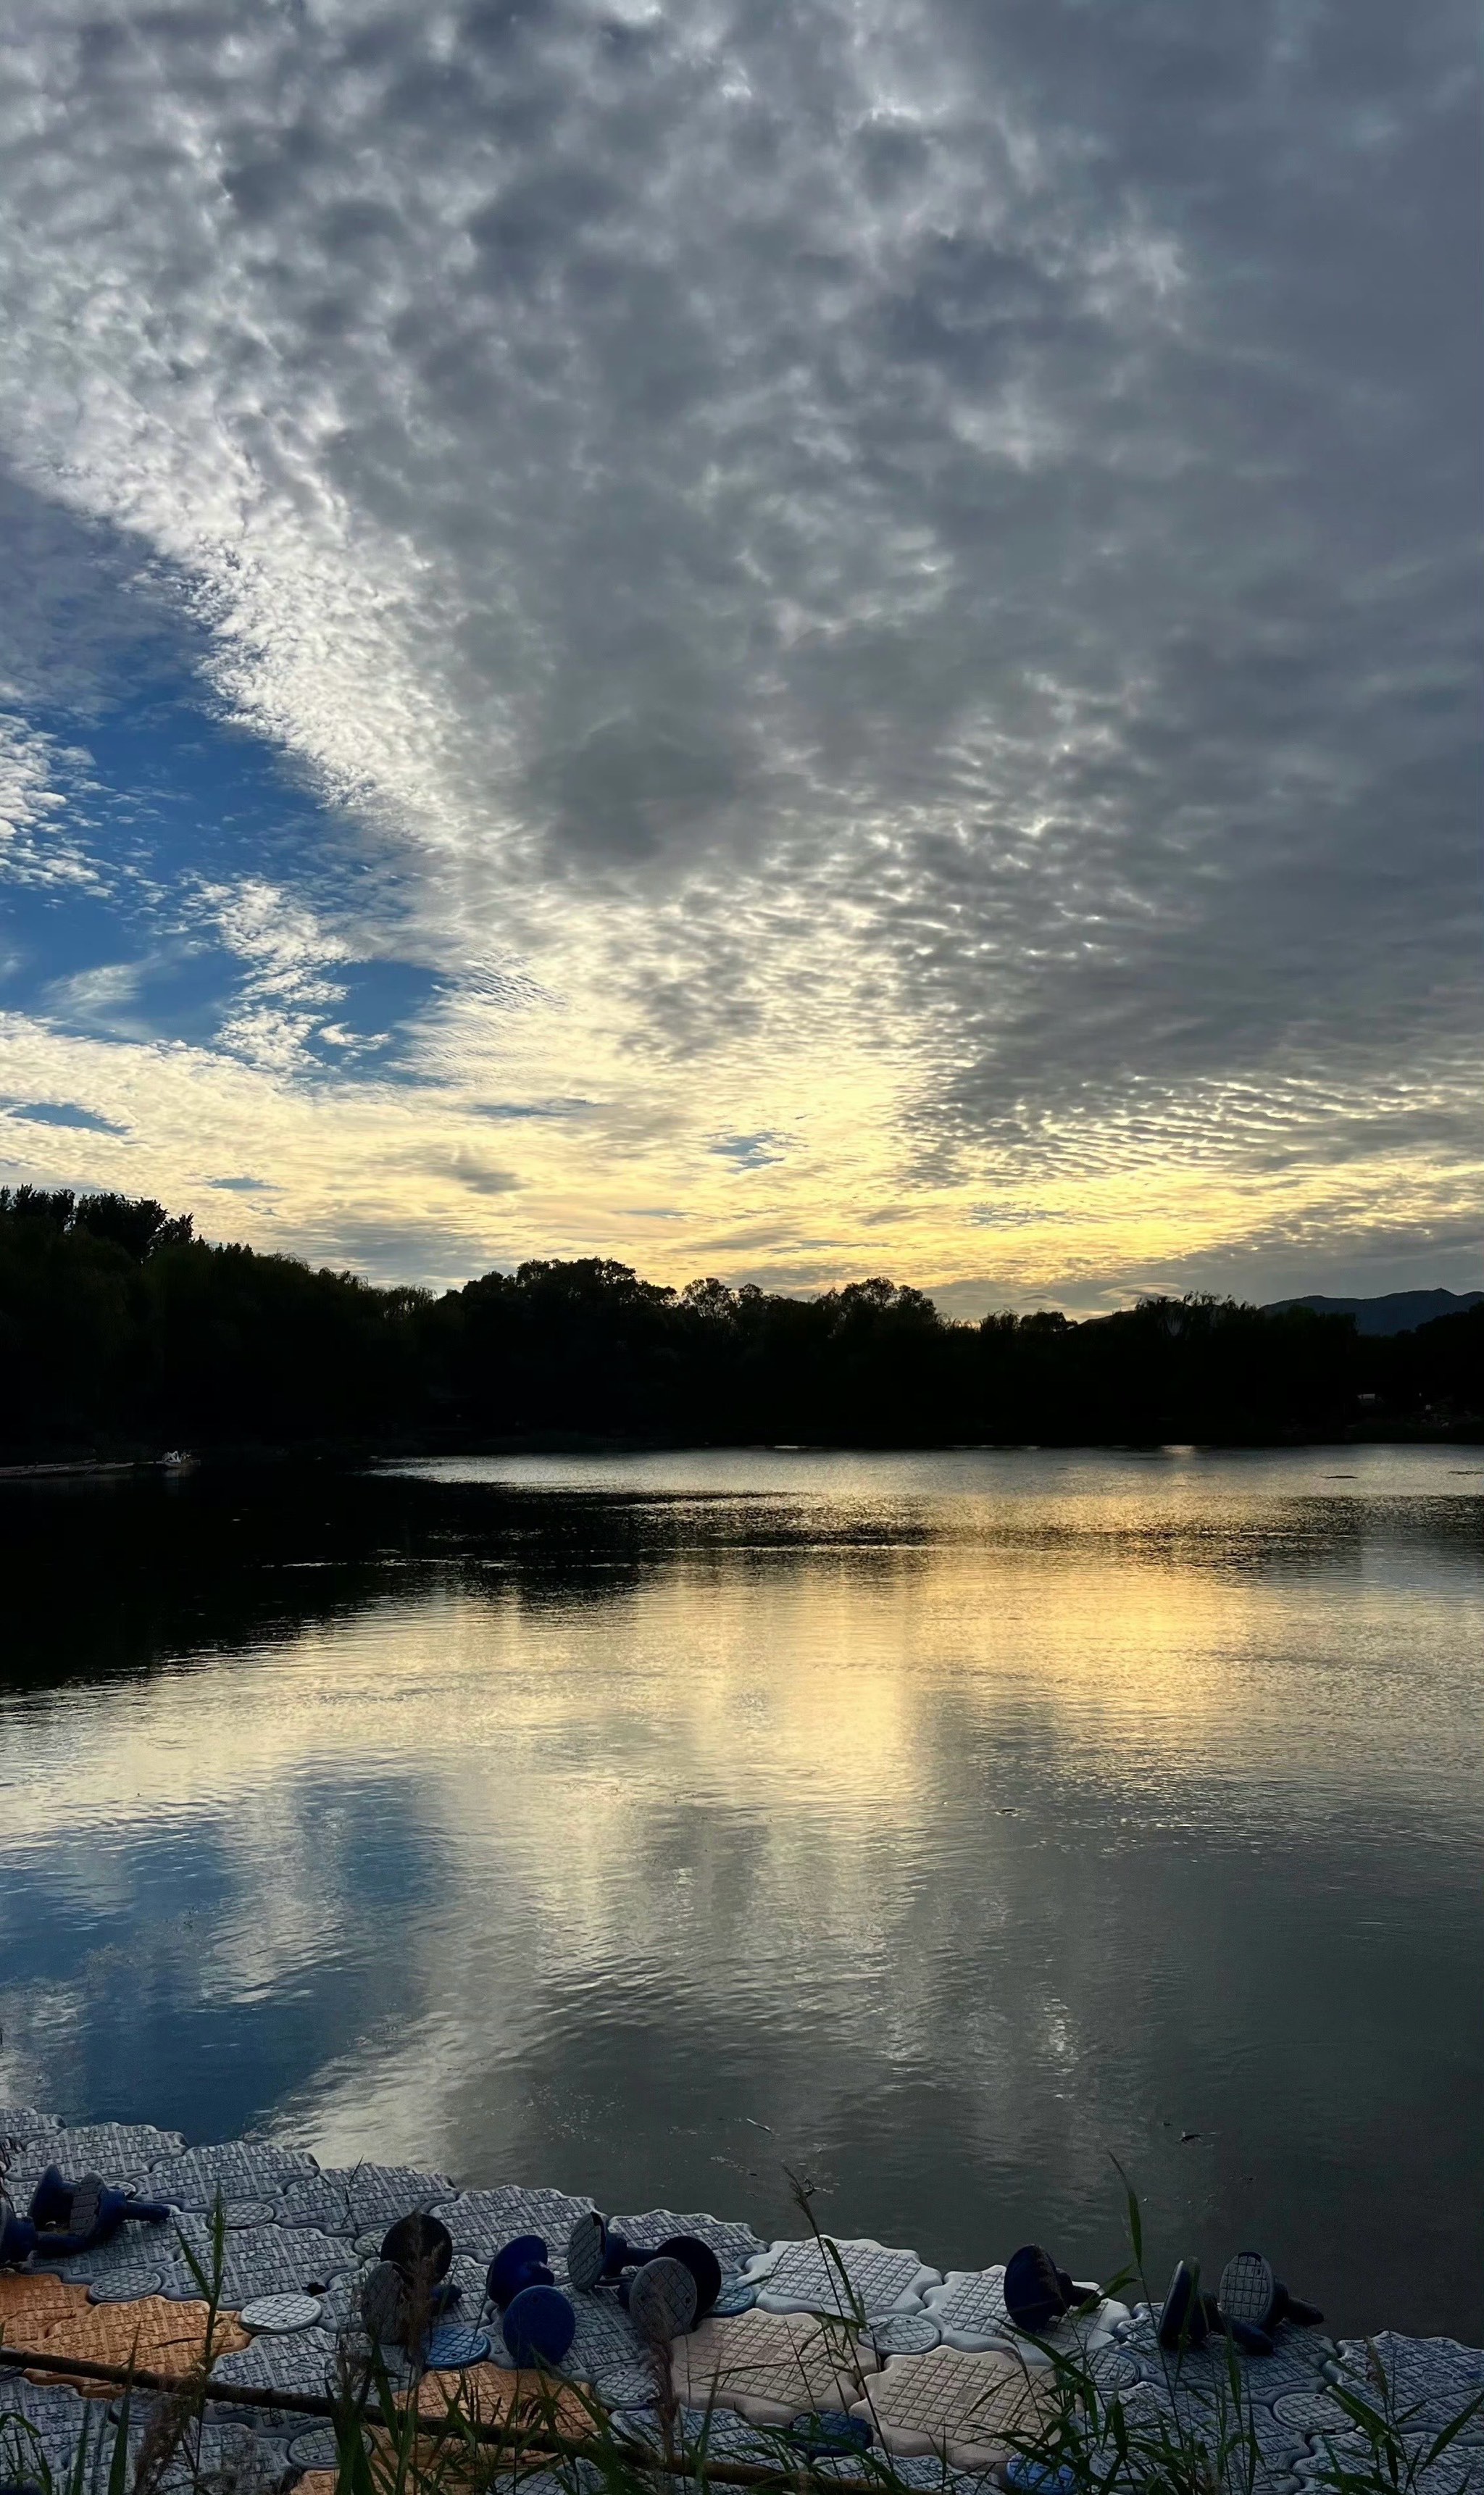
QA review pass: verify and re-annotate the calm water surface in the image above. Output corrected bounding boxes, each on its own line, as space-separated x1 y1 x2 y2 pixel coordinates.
1 1445 1481 2338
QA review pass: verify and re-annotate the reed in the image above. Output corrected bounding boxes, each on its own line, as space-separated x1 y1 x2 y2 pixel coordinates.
2 2181 1478 2495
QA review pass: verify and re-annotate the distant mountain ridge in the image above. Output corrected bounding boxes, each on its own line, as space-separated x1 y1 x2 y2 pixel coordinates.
1264 1288 1484 1337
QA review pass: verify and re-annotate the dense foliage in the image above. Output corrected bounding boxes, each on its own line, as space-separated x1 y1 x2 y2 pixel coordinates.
1 1186 1479 1456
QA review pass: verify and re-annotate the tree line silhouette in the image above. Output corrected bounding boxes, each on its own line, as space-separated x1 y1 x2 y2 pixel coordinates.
2 1185 1479 1458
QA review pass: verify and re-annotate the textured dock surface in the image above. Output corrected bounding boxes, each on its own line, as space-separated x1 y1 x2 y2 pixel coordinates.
3 2110 1481 2491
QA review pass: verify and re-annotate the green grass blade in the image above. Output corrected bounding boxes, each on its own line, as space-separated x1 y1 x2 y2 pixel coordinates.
174 2219 212 2302
1422 2387 1484 2465
105 2387 131 2495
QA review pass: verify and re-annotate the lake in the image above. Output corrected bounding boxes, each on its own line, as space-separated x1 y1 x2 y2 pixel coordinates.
1 1444 1481 2341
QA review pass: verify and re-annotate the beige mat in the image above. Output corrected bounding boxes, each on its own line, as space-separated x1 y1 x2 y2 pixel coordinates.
411 2361 593 2441
668 2307 880 2426
851 2344 1059 2470
296 2366 595 2495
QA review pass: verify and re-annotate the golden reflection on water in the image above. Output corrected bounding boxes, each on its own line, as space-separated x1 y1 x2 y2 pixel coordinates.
1 1446 1481 2333
7 1468 1476 1842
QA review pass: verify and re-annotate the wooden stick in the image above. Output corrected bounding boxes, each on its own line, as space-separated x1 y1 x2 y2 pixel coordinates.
0 2344 893 2494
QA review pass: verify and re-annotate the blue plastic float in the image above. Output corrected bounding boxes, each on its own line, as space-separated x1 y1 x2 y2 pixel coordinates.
502 2285 576 2368
1 2168 171 2263
782 2411 872 2457
486 2233 576 2367
1003 2245 1088 2335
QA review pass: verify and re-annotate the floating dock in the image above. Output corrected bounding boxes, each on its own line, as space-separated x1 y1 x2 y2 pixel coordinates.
2 2112 1480 2493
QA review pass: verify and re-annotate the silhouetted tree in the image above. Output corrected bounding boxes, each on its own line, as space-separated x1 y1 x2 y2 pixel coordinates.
0 1188 1477 1457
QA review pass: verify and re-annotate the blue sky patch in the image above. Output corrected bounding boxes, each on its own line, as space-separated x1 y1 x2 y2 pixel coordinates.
1 659 440 1077
4 1099 129 1135
711 1132 786 1170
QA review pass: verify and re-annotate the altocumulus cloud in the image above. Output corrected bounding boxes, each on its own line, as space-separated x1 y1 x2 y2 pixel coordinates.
0 0 1478 1306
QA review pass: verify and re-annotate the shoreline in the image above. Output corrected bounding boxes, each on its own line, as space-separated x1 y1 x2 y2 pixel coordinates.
1 1421 1481 1480
2 2109 1481 2491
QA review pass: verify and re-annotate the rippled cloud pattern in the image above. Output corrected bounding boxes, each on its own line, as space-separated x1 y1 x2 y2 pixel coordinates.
0 1 1478 1305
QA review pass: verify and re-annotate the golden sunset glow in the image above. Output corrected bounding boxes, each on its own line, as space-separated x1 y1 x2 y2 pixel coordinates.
1 3 1477 1309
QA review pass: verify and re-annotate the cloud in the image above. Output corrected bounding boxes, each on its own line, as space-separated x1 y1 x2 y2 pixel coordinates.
42 962 153 1037
420 1149 522 1199
469 1099 592 1121
0 712 101 891
711 1132 788 1170
0 0 1476 1301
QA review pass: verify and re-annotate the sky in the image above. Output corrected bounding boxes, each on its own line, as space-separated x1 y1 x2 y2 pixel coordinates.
0 0 1479 1316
